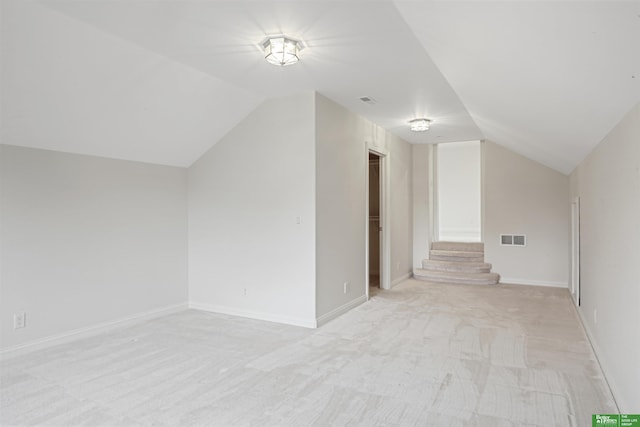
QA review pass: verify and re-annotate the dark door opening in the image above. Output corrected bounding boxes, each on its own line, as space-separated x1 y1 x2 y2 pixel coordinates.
368 152 381 291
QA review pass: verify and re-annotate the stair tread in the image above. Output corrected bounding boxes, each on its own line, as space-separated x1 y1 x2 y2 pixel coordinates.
430 249 484 257
423 259 490 268
431 241 484 252
422 259 491 272
431 256 484 263
413 268 499 285
414 269 499 279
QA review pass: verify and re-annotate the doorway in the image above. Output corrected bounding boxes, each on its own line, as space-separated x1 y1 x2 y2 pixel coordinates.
571 197 581 306
436 141 482 242
366 147 390 297
368 152 381 294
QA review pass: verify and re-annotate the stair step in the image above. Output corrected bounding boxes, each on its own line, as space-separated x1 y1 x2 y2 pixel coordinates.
422 259 491 273
413 269 499 285
429 249 484 263
431 241 484 252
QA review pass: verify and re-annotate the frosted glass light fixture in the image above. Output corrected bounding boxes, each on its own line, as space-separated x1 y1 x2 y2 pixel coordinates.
262 36 303 66
409 118 431 132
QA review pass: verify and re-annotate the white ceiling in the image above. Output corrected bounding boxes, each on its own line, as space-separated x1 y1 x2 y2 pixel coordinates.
395 1 640 173
1 1 638 172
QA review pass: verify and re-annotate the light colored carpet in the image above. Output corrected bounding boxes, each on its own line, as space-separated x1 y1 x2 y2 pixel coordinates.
0 279 616 426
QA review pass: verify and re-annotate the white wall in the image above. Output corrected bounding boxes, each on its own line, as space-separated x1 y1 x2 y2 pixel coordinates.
315 94 412 319
484 141 569 287
0 145 188 351
437 141 482 242
0 91 411 349
386 130 413 285
569 103 640 412
188 93 317 327
315 94 367 319
412 144 431 269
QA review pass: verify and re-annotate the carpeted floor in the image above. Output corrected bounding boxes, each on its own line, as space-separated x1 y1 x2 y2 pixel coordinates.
0 279 616 426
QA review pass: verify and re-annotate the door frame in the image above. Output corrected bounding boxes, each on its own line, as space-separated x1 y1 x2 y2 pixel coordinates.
571 196 581 306
365 145 391 298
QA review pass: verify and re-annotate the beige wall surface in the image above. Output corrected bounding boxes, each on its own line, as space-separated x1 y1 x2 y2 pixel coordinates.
0 145 188 350
569 103 640 412
484 141 569 287
188 93 317 327
315 94 368 319
387 130 413 285
387 131 413 286
412 144 431 269
315 94 412 318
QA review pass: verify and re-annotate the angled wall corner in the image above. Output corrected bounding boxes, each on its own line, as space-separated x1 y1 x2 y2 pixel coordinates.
0 145 188 352
187 92 317 326
314 93 413 320
483 141 570 287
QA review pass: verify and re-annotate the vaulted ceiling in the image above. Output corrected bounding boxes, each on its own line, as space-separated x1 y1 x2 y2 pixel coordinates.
2 1 639 173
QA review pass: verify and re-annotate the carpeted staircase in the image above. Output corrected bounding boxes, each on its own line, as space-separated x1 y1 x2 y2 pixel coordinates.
413 241 500 285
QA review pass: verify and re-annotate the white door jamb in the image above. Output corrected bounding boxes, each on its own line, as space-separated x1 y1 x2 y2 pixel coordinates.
366 144 391 292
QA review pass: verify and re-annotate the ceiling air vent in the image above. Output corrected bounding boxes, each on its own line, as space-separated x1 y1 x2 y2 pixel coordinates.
359 96 377 105
501 234 526 246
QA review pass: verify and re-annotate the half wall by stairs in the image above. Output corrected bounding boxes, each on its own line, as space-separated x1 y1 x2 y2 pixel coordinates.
414 241 500 285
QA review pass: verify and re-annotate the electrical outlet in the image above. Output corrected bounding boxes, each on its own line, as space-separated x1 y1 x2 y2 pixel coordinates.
243 288 247 297
343 282 349 294
13 312 26 329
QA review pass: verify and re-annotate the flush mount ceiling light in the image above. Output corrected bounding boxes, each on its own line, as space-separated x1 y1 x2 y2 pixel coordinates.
262 36 304 66
409 118 431 132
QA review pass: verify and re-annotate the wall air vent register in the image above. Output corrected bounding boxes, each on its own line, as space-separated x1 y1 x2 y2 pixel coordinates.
501 234 526 246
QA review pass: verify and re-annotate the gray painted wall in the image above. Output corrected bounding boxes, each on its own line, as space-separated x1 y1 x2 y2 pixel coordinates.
569 102 640 412
1 145 188 350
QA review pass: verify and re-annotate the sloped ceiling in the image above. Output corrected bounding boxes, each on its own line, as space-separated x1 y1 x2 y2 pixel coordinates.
1 1 638 172
395 1 640 173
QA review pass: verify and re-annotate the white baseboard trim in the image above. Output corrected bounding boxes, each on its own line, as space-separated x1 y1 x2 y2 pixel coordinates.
0 302 188 360
190 302 317 329
574 305 625 412
499 277 568 288
392 272 412 288
316 295 367 328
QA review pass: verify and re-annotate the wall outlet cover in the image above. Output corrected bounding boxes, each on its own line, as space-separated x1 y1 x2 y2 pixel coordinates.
13 312 26 329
